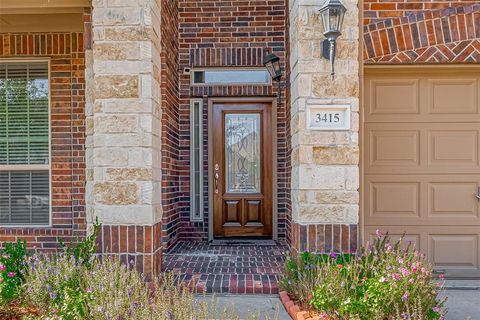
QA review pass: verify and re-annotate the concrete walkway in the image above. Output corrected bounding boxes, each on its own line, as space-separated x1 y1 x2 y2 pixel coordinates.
199 287 480 320
442 289 480 320
197 294 290 319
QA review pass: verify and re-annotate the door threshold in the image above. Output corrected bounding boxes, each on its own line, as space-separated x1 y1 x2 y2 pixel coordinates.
211 238 277 246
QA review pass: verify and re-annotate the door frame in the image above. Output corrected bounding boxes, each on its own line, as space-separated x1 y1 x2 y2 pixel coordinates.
207 97 278 241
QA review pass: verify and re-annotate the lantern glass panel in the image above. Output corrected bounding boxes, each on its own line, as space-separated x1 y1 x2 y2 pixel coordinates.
265 62 276 79
319 9 330 34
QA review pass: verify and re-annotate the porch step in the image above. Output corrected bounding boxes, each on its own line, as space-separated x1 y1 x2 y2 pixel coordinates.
163 241 289 294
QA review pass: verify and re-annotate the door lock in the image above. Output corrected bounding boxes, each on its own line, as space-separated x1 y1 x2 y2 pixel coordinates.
214 163 220 194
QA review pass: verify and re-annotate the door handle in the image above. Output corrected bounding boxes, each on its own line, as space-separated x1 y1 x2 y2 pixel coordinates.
476 187 480 200
214 163 219 194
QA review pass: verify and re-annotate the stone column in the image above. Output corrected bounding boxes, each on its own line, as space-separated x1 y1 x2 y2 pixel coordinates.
289 0 360 253
85 0 162 275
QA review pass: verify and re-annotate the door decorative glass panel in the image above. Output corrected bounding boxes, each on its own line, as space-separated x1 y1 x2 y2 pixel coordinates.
224 114 261 193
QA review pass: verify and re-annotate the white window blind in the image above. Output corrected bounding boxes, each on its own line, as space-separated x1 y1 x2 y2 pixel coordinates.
0 62 50 225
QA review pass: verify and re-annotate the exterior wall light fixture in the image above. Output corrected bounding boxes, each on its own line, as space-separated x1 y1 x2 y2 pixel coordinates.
263 49 284 104
319 0 347 80
263 49 283 82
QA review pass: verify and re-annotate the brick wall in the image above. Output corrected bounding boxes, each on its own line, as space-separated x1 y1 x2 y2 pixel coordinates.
364 0 479 24
364 2 480 63
0 32 87 249
175 0 290 244
160 0 181 251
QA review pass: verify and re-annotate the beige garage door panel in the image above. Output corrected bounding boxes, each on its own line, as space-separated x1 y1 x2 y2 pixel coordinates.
364 226 480 271
365 123 480 174
364 68 480 275
365 73 480 123
365 175 480 226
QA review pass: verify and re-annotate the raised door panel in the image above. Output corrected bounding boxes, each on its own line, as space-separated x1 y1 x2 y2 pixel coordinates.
365 124 421 173
427 127 480 171
367 79 419 116
428 182 479 219
429 235 479 269
427 79 478 115
367 181 420 218
224 200 241 226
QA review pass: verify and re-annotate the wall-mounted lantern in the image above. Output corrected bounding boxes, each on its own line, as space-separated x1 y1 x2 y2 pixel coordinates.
263 49 283 82
319 0 347 80
263 49 284 104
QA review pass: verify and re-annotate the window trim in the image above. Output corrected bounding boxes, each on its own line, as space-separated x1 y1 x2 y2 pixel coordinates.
190 67 272 86
0 58 52 227
190 98 204 222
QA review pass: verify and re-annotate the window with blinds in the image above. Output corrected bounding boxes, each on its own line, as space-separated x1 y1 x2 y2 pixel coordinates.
0 62 50 225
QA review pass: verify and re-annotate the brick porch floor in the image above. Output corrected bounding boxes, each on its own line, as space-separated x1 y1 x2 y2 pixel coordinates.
163 241 289 294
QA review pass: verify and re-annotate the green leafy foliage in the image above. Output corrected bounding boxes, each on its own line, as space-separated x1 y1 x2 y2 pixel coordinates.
60 217 101 269
280 232 447 320
0 239 29 302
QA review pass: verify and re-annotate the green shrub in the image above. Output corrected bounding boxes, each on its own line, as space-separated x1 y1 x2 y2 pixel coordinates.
0 239 29 302
60 217 101 269
280 232 447 320
24 254 242 319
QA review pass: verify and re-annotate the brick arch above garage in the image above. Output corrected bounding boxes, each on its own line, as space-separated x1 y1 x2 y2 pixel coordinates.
363 4 480 64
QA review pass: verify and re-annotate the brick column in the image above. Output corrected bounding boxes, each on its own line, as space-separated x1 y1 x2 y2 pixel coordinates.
85 0 162 275
289 0 360 253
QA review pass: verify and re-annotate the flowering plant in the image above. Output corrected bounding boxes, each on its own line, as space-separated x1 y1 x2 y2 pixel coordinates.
0 239 29 302
280 232 447 320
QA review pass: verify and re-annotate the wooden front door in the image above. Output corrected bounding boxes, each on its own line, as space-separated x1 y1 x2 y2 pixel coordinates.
212 102 273 237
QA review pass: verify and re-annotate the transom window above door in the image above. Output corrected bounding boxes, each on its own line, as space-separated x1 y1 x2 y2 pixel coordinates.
192 69 271 85
0 61 50 226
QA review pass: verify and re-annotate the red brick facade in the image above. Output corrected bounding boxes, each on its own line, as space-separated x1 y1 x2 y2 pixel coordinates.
174 0 291 245
5 0 478 267
98 223 162 276
363 0 479 24
0 31 87 249
291 222 358 254
159 0 181 251
364 3 480 63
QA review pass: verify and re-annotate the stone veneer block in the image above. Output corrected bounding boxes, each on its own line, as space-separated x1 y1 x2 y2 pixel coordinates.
289 0 360 233
85 0 164 276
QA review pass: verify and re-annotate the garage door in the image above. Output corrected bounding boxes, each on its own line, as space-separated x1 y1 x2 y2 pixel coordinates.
364 67 480 278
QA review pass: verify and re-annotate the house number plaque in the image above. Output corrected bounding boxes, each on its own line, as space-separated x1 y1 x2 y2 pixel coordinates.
306 104 350 131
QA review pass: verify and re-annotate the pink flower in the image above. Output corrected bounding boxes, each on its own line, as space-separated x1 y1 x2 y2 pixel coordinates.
439 274 445 280
398 258 404 264
432 306 441 313
399 267 410 277
7 272 14 277
0 265 5 271
53 308 58 314
336 264 343 269
393 273 402 281
0 278 3 283
375 229 382 238
86 287 93 293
